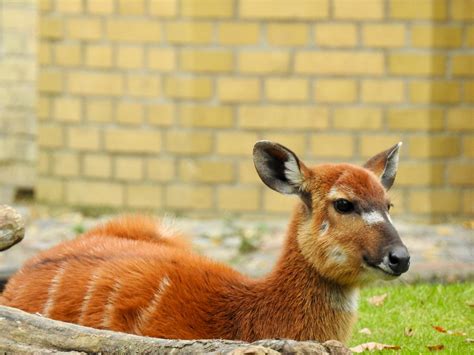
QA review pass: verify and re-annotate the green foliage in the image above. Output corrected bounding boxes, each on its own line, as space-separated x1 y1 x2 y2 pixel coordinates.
351 283 474 353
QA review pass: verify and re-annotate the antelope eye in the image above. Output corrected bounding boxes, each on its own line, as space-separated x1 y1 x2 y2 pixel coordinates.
334 199 354 214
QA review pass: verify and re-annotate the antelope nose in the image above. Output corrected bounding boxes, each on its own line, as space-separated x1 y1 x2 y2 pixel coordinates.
388 246 410 274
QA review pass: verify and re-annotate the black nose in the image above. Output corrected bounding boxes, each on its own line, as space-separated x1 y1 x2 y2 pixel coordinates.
388 246 410 274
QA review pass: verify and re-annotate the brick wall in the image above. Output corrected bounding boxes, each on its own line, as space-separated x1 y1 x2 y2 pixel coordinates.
0 0 37 201
37 0 473 222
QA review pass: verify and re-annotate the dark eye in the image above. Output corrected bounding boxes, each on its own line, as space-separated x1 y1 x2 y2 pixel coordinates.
334 199 354 214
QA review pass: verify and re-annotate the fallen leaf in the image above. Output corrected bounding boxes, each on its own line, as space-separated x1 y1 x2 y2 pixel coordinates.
427 344 444 351
466 338 474 343
466 300 474 308
404 327 415 337
359 328 372 335
350 342 400 353
447 330 466 336
368 293 387 306
432 325 447 333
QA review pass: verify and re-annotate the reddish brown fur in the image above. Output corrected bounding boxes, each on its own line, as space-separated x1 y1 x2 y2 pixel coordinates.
1 146 405 343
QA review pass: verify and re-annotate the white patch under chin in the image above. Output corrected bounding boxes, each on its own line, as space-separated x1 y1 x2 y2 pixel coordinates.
284 157 302 186
331 288 359 313
361 211 385 225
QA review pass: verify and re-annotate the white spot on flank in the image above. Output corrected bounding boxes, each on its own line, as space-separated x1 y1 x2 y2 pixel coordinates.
320 220 329 236
134 276 171 333
284 156 302 186
361 210 385 225
331 288 359 313
42 264 67 317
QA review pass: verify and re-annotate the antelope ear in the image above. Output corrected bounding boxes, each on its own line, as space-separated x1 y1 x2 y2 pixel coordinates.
364 142 402 190
253 140 309 198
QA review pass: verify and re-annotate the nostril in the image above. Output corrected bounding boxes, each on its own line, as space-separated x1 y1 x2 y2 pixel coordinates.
389 251 400 265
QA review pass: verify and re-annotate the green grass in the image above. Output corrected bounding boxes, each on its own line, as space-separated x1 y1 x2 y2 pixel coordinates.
350 283 474 354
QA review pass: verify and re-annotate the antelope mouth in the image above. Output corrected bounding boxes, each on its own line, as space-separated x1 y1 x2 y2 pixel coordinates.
362 256 401 278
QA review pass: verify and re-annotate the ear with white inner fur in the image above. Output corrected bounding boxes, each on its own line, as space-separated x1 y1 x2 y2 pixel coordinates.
253 141 311 208
363 142 402 190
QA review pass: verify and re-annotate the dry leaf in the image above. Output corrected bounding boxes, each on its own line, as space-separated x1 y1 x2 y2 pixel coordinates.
350 342 401 353
466 338 474 343
359 328 372 335
432 325 447 333
404 327 415 337
368 293 387 306
447 330 466 336
466 301 474 308
427 344 444 351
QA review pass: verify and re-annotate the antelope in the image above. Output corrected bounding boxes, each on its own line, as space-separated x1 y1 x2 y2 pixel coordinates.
0 141 409 343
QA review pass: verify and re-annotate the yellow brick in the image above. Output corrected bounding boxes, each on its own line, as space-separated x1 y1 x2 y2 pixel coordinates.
265 78 308 102
166 22 213 44
264 191 298 213
310 134 355 158
239 51 290 73
68 127 100 151
67 181 124 207
86 99 113 122
116 102 144 125
149 0 177 17
55 43 81 67
107 20 161 42
448 163 474 185
263 133 306 155
387 109 444 131
179 160 234 183
409 136 461 158
359 135 403 158
68 72 123 96
147 104 175 126
397 162 445 186
118 0 145 15
115 157 143 181
295 51 384 75
57 0 82 13
181 0 233 18
37 96 51 120
462 190 473 215
165 131 213 155
67 18 102 40
240 0 328 19
467 26 474 47
216 132 258 156
466 81 474 102
147 158 175 182
333 109 383 130
389 53 445 76
165 77 212 99
52 152 79 177
147 48 176 71
451 0 474 20
390 0 447 20
409 190 460 214
179 106 233 127
39 17 64 39
315 79 357 103
165 185 212 210
315 24 357 47
37 178 64 203
39 41 52 65
37 152 50 174
87 0 114 14
361 80 405 103
127 75 161 97
38 71 63 93
465 136 474 158
53 97 81 122
39 0 53 12
446 109 474 130
126 185 162 209
117 46 144 69
362 24 405 48
219 23 260 45
239 161 260 184
452 55 474 76
180 50 233 73
218 187 259 212
410 81 461 103
105 129 161 153
334 0 383 19
239 106 328 129
38 125 64 148
412 25 463 48
83 154 112 178
267 24 308 46
218 78 261 102
85 45 113 68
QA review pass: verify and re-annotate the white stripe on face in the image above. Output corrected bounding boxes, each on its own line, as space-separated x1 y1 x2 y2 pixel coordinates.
361 210 385 225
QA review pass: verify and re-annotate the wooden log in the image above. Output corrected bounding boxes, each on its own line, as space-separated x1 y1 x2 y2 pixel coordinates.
0 205 25 251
